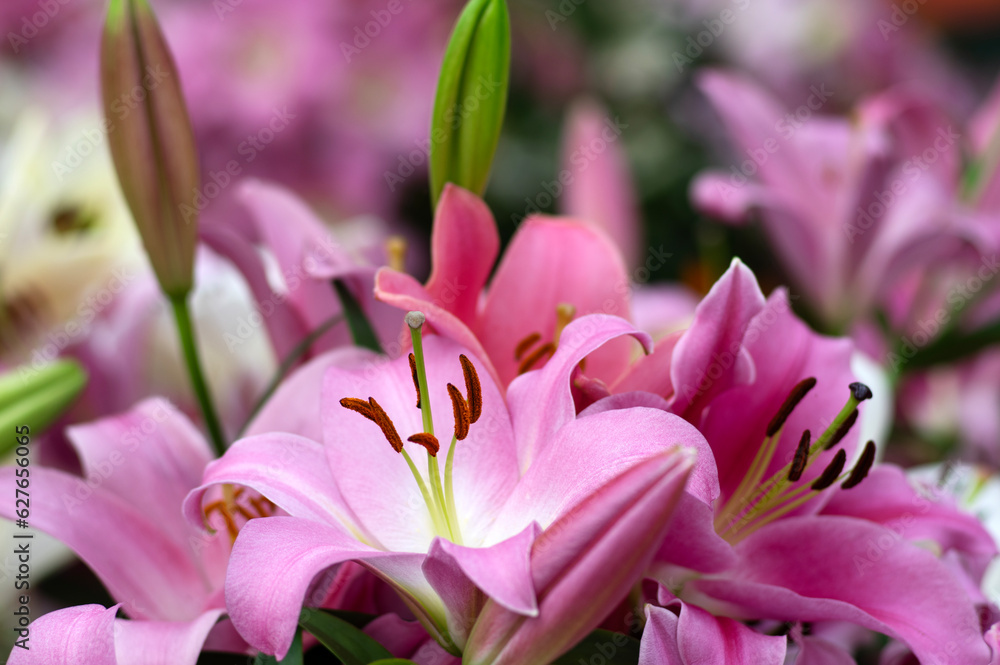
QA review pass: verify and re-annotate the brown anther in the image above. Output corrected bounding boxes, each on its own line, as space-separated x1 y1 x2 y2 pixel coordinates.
459 354 483 423
842 441 876 489
514 332 542 360
811 449 847 491
408 353 422 409
788 430 811 482
825 409 858 450
766 377 818 437
340 397 376 422
517 342 556 375
447 383 471 440
366 397 404 452
407 432 441 456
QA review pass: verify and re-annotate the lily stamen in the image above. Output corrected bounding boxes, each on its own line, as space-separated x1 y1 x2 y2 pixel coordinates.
717 381 876 542
203 487 276 544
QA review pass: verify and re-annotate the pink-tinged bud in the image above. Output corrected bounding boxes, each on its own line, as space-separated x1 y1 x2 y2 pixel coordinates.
101 0 199 298
463 449 695 665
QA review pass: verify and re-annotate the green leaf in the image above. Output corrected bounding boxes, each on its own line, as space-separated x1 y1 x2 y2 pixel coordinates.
298 608 392 665
368 661 420 665
551 630 641 665
429 0 510 207
0 360 86 449
333 280 381 353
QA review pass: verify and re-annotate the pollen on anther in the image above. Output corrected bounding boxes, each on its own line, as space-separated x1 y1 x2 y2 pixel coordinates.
788 430 811 482
825 409 859 450
408 432 441 456
340 397 376 422
366 397 404 453
766 377 818 437
811 449 847 491
447 383 471 440
842 441 876 489
408 353 422 409
459 354 483 423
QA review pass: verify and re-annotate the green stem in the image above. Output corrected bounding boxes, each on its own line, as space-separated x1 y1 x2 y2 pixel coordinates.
236 313 343 438
443 434 461 545
170 294 226 456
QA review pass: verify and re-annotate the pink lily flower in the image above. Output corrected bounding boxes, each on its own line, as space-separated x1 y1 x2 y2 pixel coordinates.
184 320 703 660
376 184 636 389
1 399 238 663
690 71 996 331
609 263 998 663
202 178 403 365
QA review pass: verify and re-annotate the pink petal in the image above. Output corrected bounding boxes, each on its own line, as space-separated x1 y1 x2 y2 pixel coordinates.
245 346 382 441
667 258 765 420
0 467 210 621
423 524 540 648
790 636 856 665
183 433 363 536
424 184 499 325
66 399 213 552
699 289 857 507
226 516 442 658
237 179 350 349
655 494 737 574
821 465 998 579
640 590 786 665
464 449 695 665
200 225 308 361
477 217 633 387
492 406 705 537
113 610 225 665
8 605 117 665
561 100 642 267
321 337 518 551
506 314 652 472
690 516 991 665
374 268 500 386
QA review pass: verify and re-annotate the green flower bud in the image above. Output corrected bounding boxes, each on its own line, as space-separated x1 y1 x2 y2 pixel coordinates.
0 360 87 442
429 0 510 208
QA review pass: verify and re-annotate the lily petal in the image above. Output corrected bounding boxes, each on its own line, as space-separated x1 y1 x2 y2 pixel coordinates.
821 465 998 579
423 524 540 648
0 467 207 621
689 516 991 665
226 516 441 659
465 448 695 665
245 346 382 441
113 610 225 665
667 258 764 421
640 588 786 665
424 184 499 325
184 433 362 536
478 217 632 386
67 399 213 551
8 605 117 665
507 314 652 471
